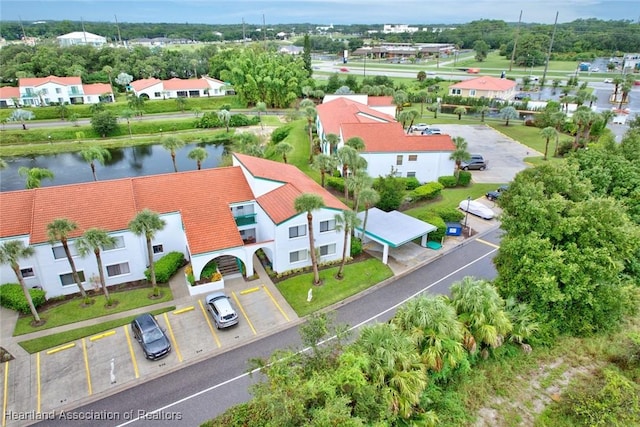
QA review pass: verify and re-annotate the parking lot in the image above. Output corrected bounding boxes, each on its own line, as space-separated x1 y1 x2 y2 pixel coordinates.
436 124 536 184
0 278 297 425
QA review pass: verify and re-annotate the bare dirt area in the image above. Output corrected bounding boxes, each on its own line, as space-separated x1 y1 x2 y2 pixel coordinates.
473 357 599 426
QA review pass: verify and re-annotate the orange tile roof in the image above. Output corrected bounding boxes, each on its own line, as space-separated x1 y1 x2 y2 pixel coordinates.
0 190 34 238
449 76 517 91
317 97 395 135
130 78 162 91
0 86 20 99
234 154 348 224
367 96 394 106
83 83 113 95
163 77 210 91
341 122 456 152
19 76 82 87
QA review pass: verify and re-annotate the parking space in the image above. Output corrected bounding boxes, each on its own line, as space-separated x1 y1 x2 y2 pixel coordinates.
437 124 535 183
39 343 88 411
233 286 291 333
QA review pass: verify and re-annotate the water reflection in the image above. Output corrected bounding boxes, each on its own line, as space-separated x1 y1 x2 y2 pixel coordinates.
1 142 227 192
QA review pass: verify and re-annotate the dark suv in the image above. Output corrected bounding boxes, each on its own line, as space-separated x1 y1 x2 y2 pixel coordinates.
461 154 487 171
131 313 172 360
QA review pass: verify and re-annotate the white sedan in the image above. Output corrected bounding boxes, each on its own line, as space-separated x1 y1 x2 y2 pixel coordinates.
459 199 495 220
409 123 431 132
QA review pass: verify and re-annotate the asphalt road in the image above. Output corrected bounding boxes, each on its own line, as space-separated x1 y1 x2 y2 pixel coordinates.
35 228 501 427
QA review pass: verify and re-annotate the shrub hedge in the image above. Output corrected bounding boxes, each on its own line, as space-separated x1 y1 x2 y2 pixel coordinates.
415 212 447 242
0 283 46 314
438 175 458 188
410 182 444 202
350 237 363 257
457 171 472 186
327 177 345 193
271 124 293 144
144 251 185 284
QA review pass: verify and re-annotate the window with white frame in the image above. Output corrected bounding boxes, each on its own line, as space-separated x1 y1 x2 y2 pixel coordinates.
469 90 476 96
319 219 336 232
396 155 403 165
152 244 164 254
451 89 461 95
289 249 308 263
408 154 418 161
407 172 416 178
289 224 307 238
20 267 35 278
55 88 62 94
106 262 131 277
102 236 125 251
319 244 336 257
52 245 78 259
60 271 86 286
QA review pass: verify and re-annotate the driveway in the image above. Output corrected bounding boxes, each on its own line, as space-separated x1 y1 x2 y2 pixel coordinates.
436 124 536 184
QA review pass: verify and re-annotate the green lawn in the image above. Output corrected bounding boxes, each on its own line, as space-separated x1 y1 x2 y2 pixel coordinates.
404 183 500 216
276 258 393 317
18 306 175 354
13 286 173 336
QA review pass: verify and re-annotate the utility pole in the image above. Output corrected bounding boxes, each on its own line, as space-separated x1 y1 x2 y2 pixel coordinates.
541 11 559 89
509 10 522 72
114 14 122 46
242 18 246 46
81 17 88 44
18 15 27 42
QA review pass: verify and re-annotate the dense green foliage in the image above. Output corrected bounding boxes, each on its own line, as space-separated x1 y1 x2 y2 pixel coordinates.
410 182 444 202
144 251 185 284
373 174 406 212
0 283 46 314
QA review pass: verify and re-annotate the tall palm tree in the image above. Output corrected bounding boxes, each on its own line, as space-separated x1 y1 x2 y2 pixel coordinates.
397 110 413 133
274 142 293 163
218 109 231 132
356 323 426 420
294 193 325 286
129 209 166 294
572 107 597 149
75 228 116 302
449 136 471 181
18 167 54 189
499 106 518 126
334 210 361 279
187 147 208 170
477 105 491 122
392 90 408 118
119 108 135 139
324 132 340 155
453 106 467 120
539 126 557 160
393 295 465 372
0 240 41 323
404 109 420 133
336 145 359 201
102 65 114 88
312 153 336 188
80 145 111 181
301 100 317 162
550 111 567 157
345 136 365 151
47 218 88 298
160 135 185 172
348 171 373 212
357 187 380 241
618 81 632 109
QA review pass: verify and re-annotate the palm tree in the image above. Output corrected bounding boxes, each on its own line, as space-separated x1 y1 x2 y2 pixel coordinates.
128 209 166 295
274 142 293 163
312 153 336 188
47 218 88 298
618 81 632 109
0 240 41 323
160 135 185 172
336 146 359 201
393 295 465 372
56 104 69 120
18 167 54 189
572 107 597 149
398 110 419 133
294 194 325 286
9 109 35 130
300 100 317 162
550 111 567 157
80 145 111 181
102 65 114 88
187 147 208 170
392 90 408 118
345 136 365 151
450 277 512 356
427 102 439 119
453 106 467 120
348 171 373 212
75 228 116 303
612 75 624 100
477 106 490 122
539 126 557 160
175 97 187 113
449 136 471 181
218 109 231 132
254 101 267 129
324 132 340 155
357 187 379 241
120 108 135 139
499 106 519 126
334 210 361 279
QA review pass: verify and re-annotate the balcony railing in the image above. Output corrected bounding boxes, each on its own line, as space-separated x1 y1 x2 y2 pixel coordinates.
234 213 257 226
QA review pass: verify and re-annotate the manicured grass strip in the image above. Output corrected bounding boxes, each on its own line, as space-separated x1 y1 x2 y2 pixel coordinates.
405 183 501 214
18 306 175 354
276 258 393 317
13 287 174 336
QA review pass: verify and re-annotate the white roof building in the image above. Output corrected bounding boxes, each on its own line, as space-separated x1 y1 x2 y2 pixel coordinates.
57 31 107 47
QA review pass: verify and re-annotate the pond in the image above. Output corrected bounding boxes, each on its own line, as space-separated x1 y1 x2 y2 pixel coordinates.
0 142 227 192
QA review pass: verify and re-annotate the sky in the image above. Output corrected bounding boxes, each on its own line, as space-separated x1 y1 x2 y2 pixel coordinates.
0 0 637 26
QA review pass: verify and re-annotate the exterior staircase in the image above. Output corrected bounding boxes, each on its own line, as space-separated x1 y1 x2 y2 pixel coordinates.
217 255 242 278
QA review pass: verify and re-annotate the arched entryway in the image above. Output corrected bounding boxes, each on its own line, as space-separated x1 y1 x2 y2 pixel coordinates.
197 255 246 283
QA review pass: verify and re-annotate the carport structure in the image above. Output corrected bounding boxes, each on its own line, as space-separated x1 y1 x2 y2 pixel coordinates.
355 208 437 264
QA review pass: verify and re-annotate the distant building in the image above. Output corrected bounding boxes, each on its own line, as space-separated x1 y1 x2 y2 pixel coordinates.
57 31 107 47
129 76 229 99
1 76 114 107
383 24 419 34
449 76 517 100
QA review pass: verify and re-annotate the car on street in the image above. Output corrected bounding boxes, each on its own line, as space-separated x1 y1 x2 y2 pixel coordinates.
460 155 487 171
459 199 495 220
339 67 349 72
467 68 480 74
604 78 613 83
421 128 442 135
131 313 172 360
409 123 431 132
486 185 509 201
205 292 239 329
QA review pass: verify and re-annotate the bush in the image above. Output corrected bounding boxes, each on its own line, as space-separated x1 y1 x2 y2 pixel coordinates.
457 171 472 186
350 237 363 257
228 113 260 127
374 174 406 212
438 175 458 188
0 283 46 314
327 176 345 193
145 251 185 284
401 177 421 190
410 182 444 202
270 124 292 144
200 262 219 280
415 212 447 242
434 207 465 222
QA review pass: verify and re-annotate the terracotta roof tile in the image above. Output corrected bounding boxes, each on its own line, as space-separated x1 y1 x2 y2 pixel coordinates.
19 76 82 87
450 76 517 91
317 97 395 135
83 83 113 95
130 78 162 91
342 122 456 152
163 77 210 91
0 86 20 99
0 190 34 238
367 96 394 106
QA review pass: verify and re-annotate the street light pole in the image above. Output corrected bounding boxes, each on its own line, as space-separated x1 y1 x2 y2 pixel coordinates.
464 196 471 237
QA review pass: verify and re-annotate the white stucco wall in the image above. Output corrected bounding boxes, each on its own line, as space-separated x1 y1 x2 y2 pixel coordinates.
361 151 455 183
